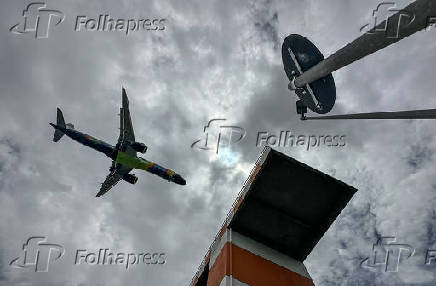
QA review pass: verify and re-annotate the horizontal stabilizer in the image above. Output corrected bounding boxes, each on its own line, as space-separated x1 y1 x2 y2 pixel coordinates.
53 129 64 142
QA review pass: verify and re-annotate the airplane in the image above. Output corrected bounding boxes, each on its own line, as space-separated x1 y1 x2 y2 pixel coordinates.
50 88 186 197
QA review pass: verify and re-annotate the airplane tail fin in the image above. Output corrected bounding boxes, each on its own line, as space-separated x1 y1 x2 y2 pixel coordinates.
57 108 66 128
52 108 67 142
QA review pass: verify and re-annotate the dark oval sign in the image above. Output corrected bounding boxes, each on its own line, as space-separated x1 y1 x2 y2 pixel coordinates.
282 34 336 114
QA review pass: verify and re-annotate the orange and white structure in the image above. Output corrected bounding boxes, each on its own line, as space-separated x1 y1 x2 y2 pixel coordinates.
190 147 356 286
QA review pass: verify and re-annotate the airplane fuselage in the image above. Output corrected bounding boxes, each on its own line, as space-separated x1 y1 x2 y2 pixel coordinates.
115 151 181 183
50 123 186 185
50 123 116 158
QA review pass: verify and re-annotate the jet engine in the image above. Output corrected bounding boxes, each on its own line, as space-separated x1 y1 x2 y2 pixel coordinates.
130 142 147 153
123 173 138 184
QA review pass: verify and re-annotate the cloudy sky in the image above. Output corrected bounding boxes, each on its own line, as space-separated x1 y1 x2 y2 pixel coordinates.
1 0 436 285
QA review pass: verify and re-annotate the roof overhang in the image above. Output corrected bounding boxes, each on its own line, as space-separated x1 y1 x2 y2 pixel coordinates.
228 147 357 261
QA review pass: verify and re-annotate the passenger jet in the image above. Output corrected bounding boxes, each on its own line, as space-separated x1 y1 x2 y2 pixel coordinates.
50 88 186 197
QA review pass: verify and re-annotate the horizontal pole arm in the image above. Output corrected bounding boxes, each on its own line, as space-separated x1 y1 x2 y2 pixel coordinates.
304 109 436 120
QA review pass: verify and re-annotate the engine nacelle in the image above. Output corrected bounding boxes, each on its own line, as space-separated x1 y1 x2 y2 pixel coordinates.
123 173 138 184
130 142 147 153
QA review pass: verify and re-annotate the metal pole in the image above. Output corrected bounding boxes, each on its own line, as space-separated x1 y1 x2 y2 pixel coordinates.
294 0 436 88
304 109 436 120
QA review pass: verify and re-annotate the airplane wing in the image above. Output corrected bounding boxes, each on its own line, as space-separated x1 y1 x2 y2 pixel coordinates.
96 162 132 197
117 88 137 157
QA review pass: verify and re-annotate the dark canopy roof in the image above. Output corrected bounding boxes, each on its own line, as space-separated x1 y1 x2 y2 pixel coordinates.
229 148 357 261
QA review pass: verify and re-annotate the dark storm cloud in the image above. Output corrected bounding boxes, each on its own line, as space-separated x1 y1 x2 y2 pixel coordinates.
425 210 436 244
250 0 280 49
406 143 433 171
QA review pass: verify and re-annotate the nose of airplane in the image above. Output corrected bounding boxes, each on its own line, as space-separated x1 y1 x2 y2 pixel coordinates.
173 174 186 185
